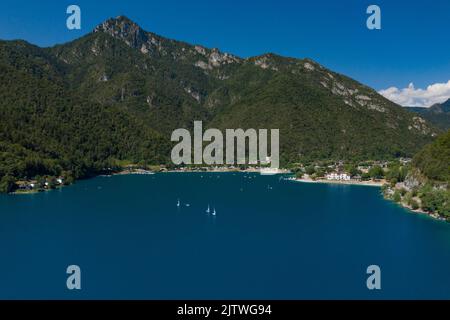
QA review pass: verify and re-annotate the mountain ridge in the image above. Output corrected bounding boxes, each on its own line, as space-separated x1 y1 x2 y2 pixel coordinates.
406 99 450 130
0 16 441 190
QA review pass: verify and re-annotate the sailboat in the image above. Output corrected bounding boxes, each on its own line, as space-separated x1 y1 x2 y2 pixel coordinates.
212 208 216 216
206 205 210 214
177 199 180 207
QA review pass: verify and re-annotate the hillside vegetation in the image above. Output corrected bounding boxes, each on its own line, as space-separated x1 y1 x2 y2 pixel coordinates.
0 16 440 192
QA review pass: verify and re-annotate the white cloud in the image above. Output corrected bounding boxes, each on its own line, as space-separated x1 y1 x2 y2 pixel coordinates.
379 80 450 108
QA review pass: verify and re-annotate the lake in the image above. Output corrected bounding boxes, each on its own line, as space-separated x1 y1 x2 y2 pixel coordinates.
0 172 449 299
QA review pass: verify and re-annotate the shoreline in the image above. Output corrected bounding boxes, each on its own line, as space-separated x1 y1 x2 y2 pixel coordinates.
292 177 447 222
115 167 290 175
10 167 278 194
8 168 448 223
292 177 384 187
12 185 64 195
401 204 445 221
385 196 447 222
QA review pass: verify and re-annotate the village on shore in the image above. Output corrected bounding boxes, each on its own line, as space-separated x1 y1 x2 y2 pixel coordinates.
8 157 448 222
11 158 407 193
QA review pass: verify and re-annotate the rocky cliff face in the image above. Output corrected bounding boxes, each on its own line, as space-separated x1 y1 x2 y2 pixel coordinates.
406 99 450 130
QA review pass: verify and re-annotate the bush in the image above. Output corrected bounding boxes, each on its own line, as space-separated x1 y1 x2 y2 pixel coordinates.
0 176 17 193
361 172 371 181
393 191 401 203
369 165 384 179
404 192 412 204
305 166 315 175
410 199 419 210
420 188 449 215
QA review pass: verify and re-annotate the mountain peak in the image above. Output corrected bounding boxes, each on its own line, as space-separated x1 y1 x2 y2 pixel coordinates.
92 16 242 63
440 98 450 110
114 15 134 23
94 15 142 35
429 98 450 113
93 16 155 52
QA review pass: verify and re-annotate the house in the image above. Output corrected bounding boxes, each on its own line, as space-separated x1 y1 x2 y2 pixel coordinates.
259 156 271 165
326 172 351 181
326 172 337 180
357 166 369 173
399 158 412 165
16 180 37 191
17 183 32 191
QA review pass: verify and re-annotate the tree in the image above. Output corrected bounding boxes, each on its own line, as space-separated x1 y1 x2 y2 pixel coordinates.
0 176 17 193
315 168 326 178
386 165 408 183
305 165 316 175
344 164 360 177
295 171 304 179
361 172 371 181
404 192 412 205
48 177 57 189
420 189 447 213
35 176 46 189
390 178 398 188
410 199 419 210
393 190 401 203
369 165 384 179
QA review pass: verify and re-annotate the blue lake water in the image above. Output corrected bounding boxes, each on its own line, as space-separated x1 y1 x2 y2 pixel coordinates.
0 172 450 299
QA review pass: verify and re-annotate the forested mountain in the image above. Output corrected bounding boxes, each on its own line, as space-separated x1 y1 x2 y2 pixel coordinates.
413 129 450 182
405 130 450 218
0 38 170 184
0 16 440 190
406 99 450 130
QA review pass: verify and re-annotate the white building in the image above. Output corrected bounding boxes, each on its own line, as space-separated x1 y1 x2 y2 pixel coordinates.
260 156 272 165
326 172 351 181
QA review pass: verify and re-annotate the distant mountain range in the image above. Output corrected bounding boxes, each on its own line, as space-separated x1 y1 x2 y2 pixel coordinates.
406 99 450 130
0 16 440 182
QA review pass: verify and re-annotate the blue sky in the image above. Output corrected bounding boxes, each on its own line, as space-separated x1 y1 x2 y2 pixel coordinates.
0 0 449 105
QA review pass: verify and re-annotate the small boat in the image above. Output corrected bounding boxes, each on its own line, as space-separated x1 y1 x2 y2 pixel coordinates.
185 203 190 207
177 199 180 207
206 205 210 214
212 208 216 216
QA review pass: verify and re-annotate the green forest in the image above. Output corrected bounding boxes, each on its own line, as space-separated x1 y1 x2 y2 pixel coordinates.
0 16 444 193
